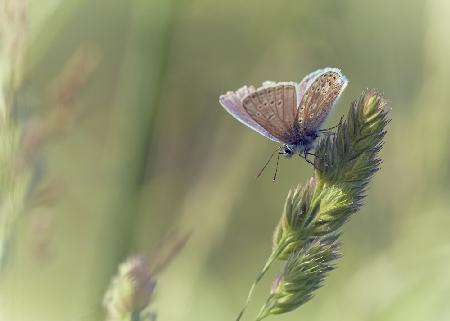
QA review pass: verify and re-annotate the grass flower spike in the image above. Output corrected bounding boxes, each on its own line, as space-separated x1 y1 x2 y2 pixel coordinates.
256 235 340 321
103 255 156 321
236 89 389 321
103 233 189 321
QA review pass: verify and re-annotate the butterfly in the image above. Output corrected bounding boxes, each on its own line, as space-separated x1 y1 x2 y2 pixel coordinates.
219 68 348 176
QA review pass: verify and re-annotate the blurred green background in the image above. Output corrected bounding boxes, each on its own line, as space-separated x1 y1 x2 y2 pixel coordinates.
1 0 450 320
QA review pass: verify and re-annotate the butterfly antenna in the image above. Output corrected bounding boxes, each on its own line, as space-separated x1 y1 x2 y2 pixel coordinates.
272 152 281 181
256 147 279 179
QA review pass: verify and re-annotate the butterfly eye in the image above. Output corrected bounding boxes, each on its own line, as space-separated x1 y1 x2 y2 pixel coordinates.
283 146 293 155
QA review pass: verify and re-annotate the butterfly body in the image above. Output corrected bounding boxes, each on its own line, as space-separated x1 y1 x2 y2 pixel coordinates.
282 136 318 158
219 67 348 161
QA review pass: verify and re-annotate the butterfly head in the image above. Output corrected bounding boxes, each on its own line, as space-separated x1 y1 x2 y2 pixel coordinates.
281 142 311 158
281 145 294 158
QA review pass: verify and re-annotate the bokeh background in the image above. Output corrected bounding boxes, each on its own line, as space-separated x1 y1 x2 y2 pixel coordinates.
1 0 450 320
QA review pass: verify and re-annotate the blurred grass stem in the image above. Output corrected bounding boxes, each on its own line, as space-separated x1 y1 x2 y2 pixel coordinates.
236 239 292 321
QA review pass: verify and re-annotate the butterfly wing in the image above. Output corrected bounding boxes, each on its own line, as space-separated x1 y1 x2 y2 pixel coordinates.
219 85 283 143
242 84 298 143
297 69 348 134
298 68 331 97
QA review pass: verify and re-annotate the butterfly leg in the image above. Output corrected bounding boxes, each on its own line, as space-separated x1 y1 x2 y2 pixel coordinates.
300 152 316 168
318 115 344 135
318 130 336 137
305 152 323 161
305 152 329 168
